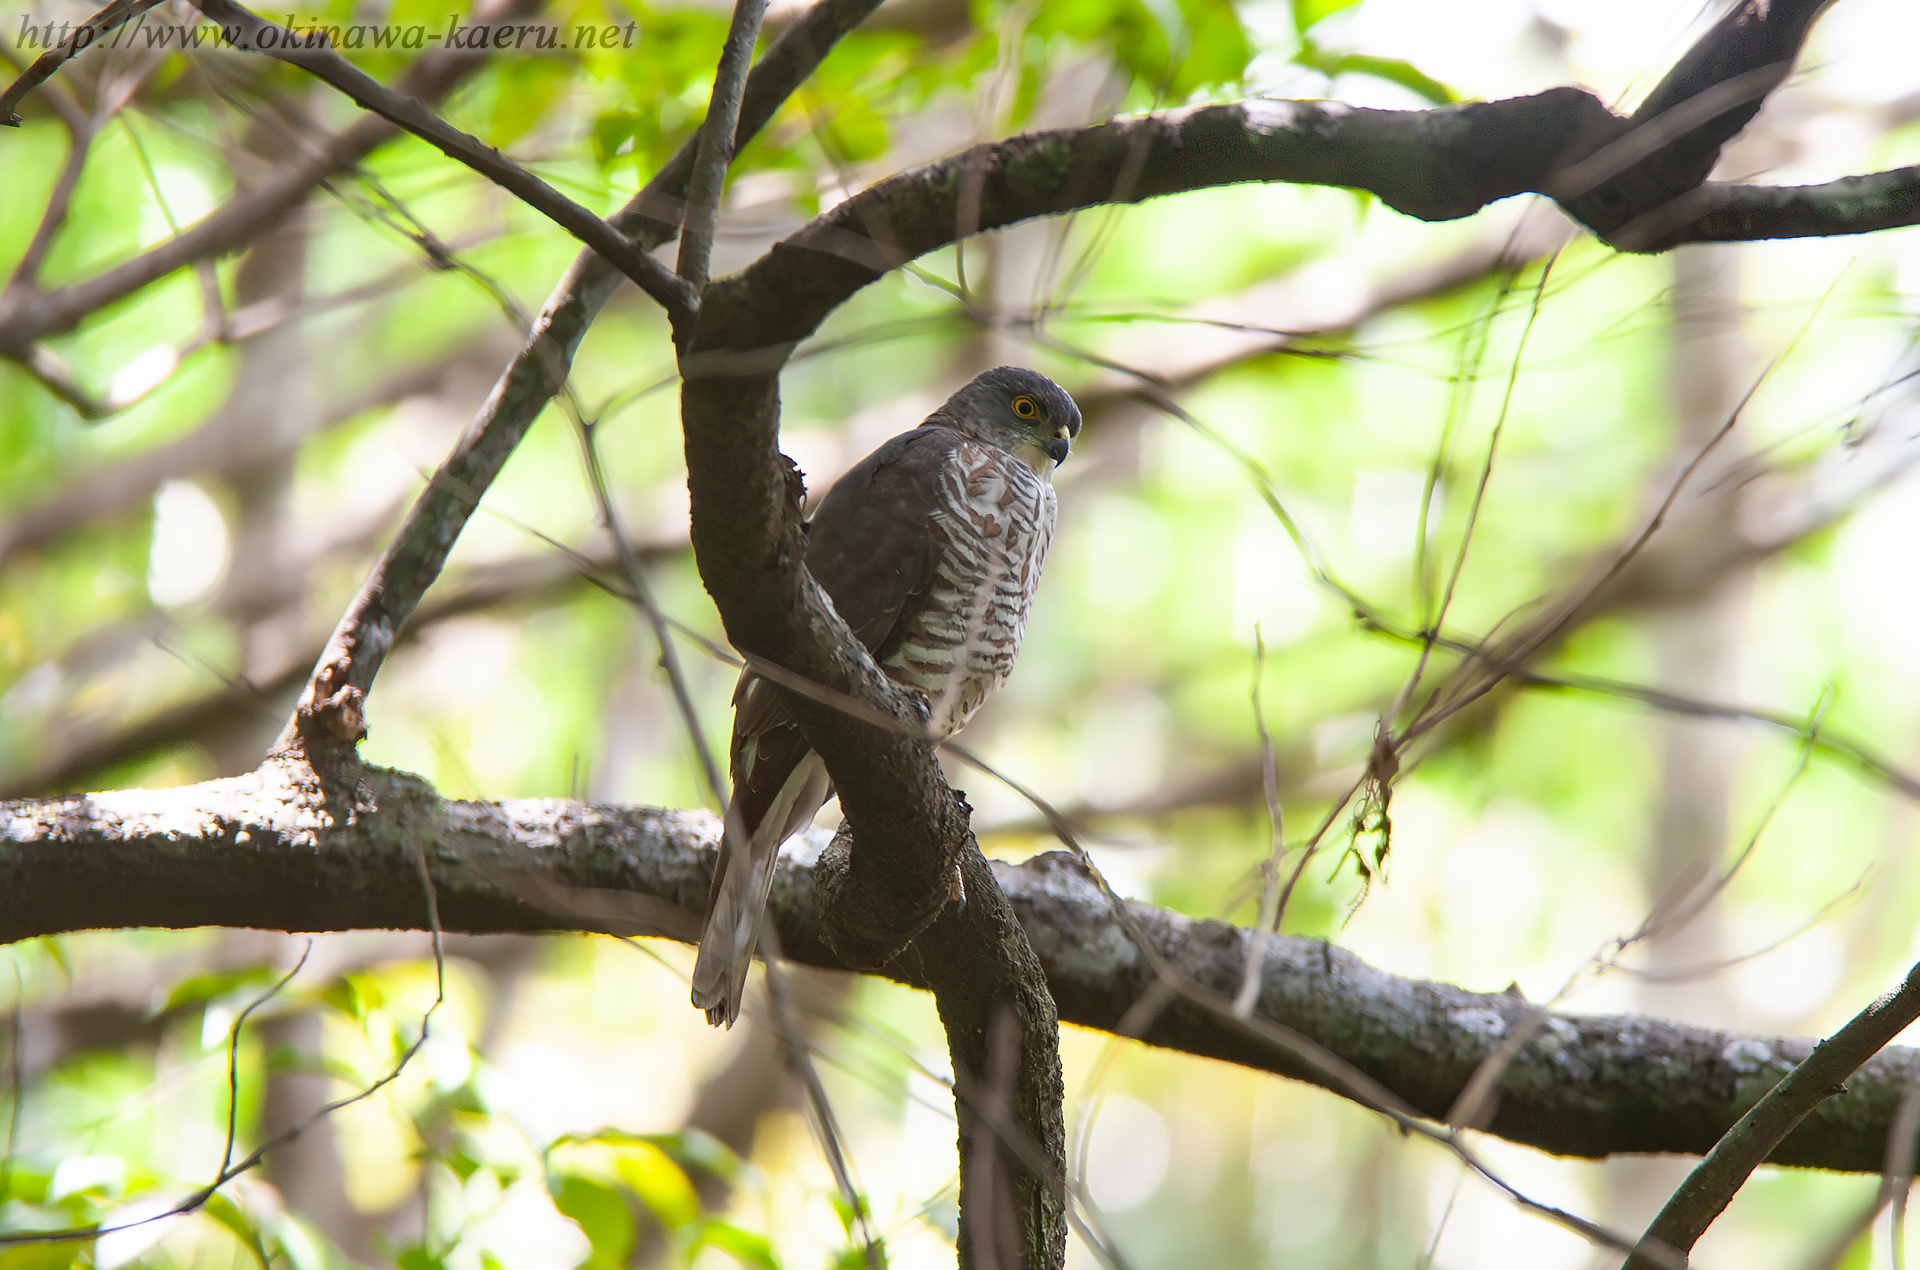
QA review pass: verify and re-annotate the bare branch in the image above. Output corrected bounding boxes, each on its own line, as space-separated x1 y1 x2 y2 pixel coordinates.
189 0 697 319
1666 166 1920 247
8 111 94 287
0 0 167 125
275 0 886 764
7 776 1920 1174
676 0 769 297
0 0 545 354
1623 960 1920 1270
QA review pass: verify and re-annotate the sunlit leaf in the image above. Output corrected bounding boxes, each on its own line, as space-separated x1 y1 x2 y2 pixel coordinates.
826 1241 887 1270
158 966 272 1014
395 1244 446 1270
550 1174 634 1269
200 1193 272 1270
1292 0 1361 35
659 1129 743 1184
610 1141 698 1230
1295 43 1457 104
697 1221 781 1270
46 1157 124 1202
821 100 889 164
490 60 574 149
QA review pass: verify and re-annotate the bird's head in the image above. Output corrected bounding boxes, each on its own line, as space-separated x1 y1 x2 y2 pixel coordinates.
932 366 1081 472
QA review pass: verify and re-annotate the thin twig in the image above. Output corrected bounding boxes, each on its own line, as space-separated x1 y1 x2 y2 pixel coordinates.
0 834 448 1249
220 942 314 1175
8 112 93 287
758 937 883 1270
1234 630 1284 1016
0 0 168 124
675 0 768 295
574 421 728 810
188 0 697 319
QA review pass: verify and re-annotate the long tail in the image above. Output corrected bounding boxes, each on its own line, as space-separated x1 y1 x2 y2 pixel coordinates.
690 751 829 1028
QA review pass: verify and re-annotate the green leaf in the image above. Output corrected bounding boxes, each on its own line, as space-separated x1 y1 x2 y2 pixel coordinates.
46 1156 124 1202
551 1175 634 1269
826 1242 886 1270
829 1192 872 1236
490 59 573 148
158 967 273 1014
591 110 644 167
696 1221 781 1270
611 1143 698 1231
444 1145 483 1183
395 1244 446 1270
1294 44 1457 104
0 1167 51 1204
1292 0 1360 34
821 100 889 165
660 1129 742 1184
318 973 382 1021
0 1243 83 1270
201 1193 272 1270
1171 0 1253 97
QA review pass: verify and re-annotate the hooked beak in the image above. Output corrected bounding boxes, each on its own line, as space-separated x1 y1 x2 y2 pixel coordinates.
1044 436 1071 466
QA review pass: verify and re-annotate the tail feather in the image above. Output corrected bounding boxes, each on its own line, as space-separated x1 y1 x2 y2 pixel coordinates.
690 752 829 1028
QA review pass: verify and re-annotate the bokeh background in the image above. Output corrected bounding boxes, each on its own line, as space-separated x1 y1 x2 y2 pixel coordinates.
6 0 1920 1265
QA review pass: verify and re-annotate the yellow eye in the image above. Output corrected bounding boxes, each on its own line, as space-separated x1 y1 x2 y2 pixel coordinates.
1011 395 1039 419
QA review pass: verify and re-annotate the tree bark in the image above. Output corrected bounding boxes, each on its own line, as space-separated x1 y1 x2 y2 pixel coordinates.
7 769 1916 1175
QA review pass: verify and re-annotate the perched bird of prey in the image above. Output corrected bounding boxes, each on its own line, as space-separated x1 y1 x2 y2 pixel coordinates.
691 366 1081 1027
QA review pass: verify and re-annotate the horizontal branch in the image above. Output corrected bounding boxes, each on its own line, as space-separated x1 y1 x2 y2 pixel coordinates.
700 74 1914 366
1671 166 1920 245
4 767 1913 1173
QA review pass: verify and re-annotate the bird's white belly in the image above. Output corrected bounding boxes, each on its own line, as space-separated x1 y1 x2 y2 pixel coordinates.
887 442 1057 736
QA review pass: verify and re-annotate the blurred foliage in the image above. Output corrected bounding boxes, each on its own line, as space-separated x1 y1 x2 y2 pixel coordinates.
6 0 1920 1266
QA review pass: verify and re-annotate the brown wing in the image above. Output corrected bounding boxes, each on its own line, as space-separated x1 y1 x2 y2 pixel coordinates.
724 426 954 820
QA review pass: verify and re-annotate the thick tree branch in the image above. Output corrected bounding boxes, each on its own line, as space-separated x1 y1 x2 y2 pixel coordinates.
692 1 1844 364
1666 167 1920 246
4 775 1916 1175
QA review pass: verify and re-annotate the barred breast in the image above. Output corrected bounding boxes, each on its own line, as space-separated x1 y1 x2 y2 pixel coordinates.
885 439 1057 736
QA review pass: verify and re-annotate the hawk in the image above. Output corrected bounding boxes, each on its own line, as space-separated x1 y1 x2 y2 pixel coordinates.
691 366 1082 1027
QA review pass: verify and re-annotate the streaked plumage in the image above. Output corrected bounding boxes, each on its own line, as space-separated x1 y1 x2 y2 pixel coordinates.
691 367 1081 1027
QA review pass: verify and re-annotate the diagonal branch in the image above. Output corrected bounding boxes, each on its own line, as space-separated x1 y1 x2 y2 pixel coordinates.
0 0 168 125
189 0 697 319
274 0 886 763
1622 959 1920 1270
0 0 545 353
